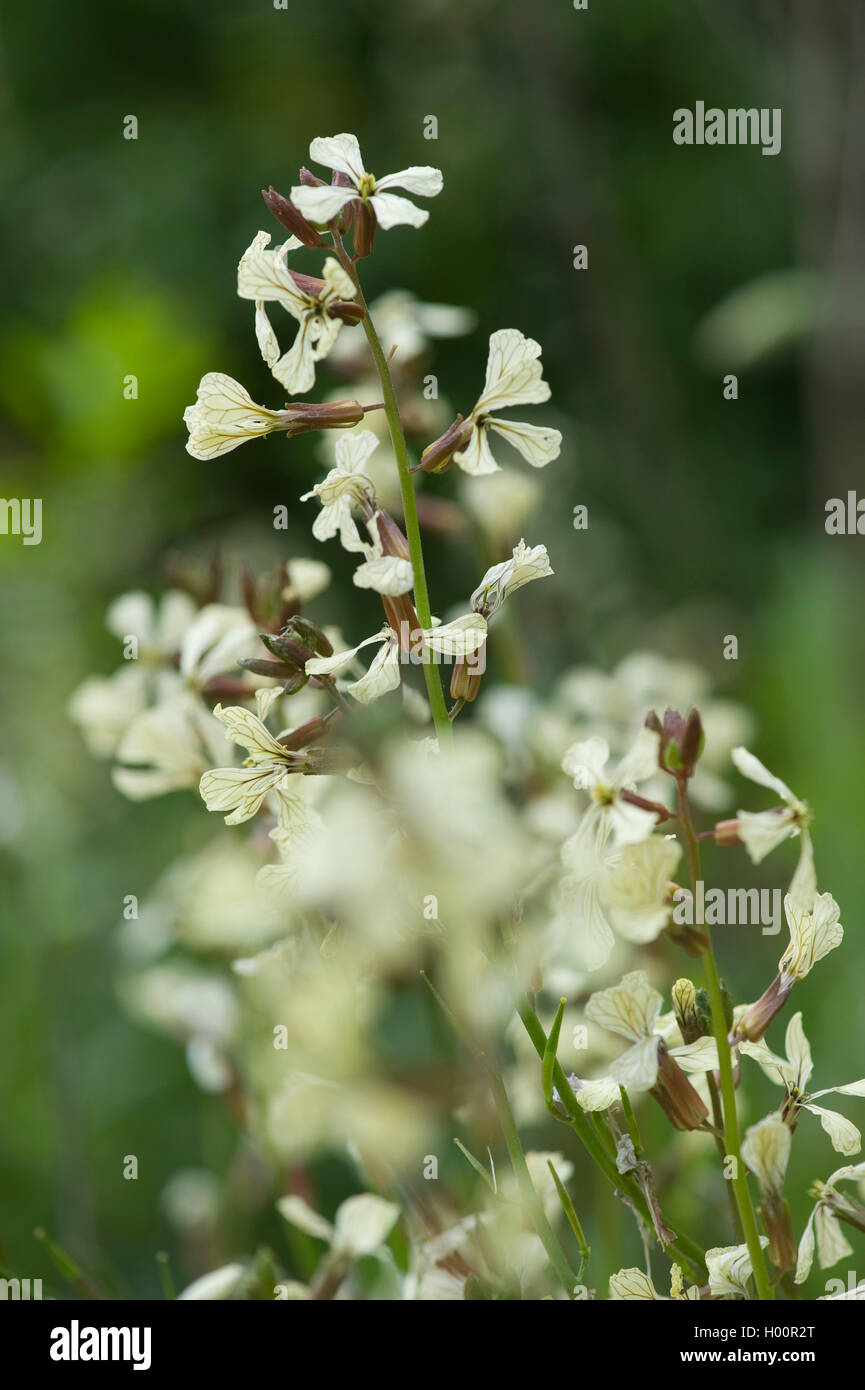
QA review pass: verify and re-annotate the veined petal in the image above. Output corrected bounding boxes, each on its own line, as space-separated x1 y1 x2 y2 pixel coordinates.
353 555 414 596
422 613 487 658
291 183 357 224
237 248 305 318
794 1210 817 1283
453 422 501 476
609 1035 662 1092
609 1268 661 1300
308 133 366 183
212 703 289 762
369 191 429 229
485 417 561 468
199 765 286 825
321 256 357 303
573 1075 621 1112
272 319 319 395
305 628 389 679
254 302 281 368
335 428 380 473
585 970 663 1043
475 329 551 414
784 1012 814 1091
671 1036 720 1073
805 1105 862 1156
375 166 443 198
347 637 401 704
184 373 284 460
815 1205 852 1270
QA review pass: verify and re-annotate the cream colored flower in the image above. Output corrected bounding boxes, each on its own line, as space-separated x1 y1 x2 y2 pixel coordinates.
778 891 843 982
550 833 680 972
740 1012 865 1155
583 971 718 1095
470 540 553 620
177 1263 245 1301
795 1161 865 1283
113 691 230 801
609 1264 699 1300
199 704 307 825
732 747 816 908
237 232 357 393
453 329 561 476
705 1239 769 1298
184 372 301 460
741 1113 791 1193
306 615 487 706
277 1191 400 1259
562 727 661 848
301 429 378 555
292 133 443 230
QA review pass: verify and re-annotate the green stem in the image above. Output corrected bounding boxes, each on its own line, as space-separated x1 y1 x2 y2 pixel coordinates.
517 997 707 1284
332 238 451 741
676 777 773 1300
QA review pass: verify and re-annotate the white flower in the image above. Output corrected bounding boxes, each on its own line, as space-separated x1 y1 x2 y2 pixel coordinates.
550 833 680 972
292 133 443 230
257 787 325 899
277 1192 400 1258
778 891 843 982
237 232 357 393
301 430 379 555
350 510 414 597
284 557 331 603
795 1162 865 1283
199 704 306 825
470 539 553 620
177 1263 245 1301
306 615 487 706
740 1012 865 1155
705 1239 769 1298
732 747 816 907
609 1265 699 1300
562 727 661 847
113 691 230 801
583 970 718 1095
741 1113 791 1193
452 329 562 476
185 372 304 460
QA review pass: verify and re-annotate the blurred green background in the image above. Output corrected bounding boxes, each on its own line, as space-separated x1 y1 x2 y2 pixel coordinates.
1 0 864 1297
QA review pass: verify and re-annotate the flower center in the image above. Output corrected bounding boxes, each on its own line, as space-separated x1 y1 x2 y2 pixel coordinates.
358 173 376 198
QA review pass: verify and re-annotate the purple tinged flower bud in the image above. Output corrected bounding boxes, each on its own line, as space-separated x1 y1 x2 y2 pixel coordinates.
261 186 325 248
652 1044 709 1131
352 199 376 259
418 416 473 475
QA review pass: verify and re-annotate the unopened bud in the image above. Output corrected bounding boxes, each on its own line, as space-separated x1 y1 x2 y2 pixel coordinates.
671 978 709 1043
279 710 341 751
714 818 743 847
418 416 473 474
652 1044 709 1131
261 186 325 248
352 199 376 259
450 657 483 704
372 509 411 562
